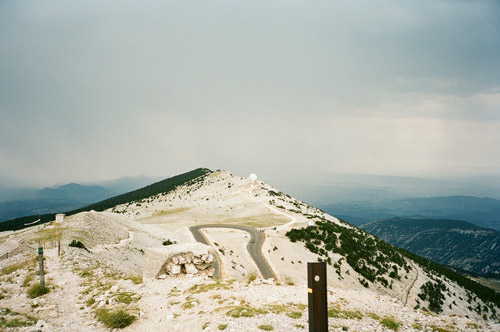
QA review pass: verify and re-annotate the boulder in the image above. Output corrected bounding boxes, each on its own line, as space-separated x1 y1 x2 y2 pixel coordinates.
184 263 198 274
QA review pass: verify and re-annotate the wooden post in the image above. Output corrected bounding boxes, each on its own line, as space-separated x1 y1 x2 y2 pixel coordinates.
38 244 45 288
308 262 328 332
58 239 61 256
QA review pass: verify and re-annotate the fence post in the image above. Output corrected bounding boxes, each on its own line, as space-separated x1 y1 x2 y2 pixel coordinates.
308 262 328 332
38 242 45 288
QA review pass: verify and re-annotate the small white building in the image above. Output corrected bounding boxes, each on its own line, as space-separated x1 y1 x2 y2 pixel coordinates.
307 221 316 226
55 214 65 223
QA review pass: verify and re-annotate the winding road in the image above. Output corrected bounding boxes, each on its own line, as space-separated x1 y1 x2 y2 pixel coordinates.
189 224 276 280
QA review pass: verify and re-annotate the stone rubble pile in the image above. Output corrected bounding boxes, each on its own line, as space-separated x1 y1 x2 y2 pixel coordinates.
144 243 216 279
160 251 215 277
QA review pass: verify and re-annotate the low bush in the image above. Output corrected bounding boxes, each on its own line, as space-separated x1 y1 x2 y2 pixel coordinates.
27 284 49 298
95 308 135 329
379 316 400 331
69 240 87 250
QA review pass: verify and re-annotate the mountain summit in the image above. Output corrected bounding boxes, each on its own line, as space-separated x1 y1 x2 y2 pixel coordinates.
0 168 499 331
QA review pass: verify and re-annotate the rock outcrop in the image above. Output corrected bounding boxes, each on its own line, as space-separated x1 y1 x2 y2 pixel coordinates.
144 243 215 279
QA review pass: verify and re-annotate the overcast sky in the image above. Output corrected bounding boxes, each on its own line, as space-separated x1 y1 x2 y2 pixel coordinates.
1 0 499 187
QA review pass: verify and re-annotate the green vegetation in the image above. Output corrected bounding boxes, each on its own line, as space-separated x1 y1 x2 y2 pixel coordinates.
1 259 30 275
162 239 176 246
0 168 212 232
247 271 257 284
286 218 500 314
0 308 37 328
286 218 410 286
181 299 200 310
114 292 136 305
69 240 87 250
258 325 274 330
218 324 227 330
418 280 446 313
379 316 400 330
186 280 234 294
126 274 143 284
95 308 135 329
327 306 363 319
286 311 302 319
26 284 49 298
226 306 268 318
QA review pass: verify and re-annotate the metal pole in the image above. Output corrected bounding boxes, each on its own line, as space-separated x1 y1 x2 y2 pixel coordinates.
38 242 45 288
308 262 328 332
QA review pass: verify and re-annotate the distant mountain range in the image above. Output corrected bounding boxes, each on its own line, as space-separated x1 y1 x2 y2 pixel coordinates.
0 176 157 223
0 168 209 231
321 195 500 231
361 218 500 277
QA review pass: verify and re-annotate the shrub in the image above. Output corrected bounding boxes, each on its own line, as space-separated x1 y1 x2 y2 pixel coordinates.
258 325 274 330
379 316 400 331
69 240 87 250
27 284 49 298
162 239 176 246
95 308 135 329
218 324 227 330
286 311 302 319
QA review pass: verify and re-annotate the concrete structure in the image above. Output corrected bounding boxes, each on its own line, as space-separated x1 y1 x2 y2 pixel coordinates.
55 214 65 223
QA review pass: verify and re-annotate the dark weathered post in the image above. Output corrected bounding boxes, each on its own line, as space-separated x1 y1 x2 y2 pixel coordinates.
58 239 61 256
308 262 328 332
38 242 45 288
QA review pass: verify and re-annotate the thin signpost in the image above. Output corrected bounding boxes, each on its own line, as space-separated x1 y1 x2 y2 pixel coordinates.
37 241 45 288
308 262 328 332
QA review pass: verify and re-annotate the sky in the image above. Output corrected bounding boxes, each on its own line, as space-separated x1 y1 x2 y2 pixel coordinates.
1 0 499 187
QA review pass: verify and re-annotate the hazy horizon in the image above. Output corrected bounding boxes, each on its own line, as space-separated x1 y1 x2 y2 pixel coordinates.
1 1 499 188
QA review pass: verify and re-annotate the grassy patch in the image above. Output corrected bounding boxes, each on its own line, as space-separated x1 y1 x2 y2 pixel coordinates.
0 308 37 328
379 316 400 331
181 299 200 310
327 306 363 319
220 214 289 228
226 306 268 318
127 274 143 284
286 311 302 319
27 284 49 298
95 308 135 329
22 272 35 287
202 322 210 329
186 280 234 294
114 292 136 305
247 271 257 284
258 325 274 331
218 324 227 330
1 260 30 275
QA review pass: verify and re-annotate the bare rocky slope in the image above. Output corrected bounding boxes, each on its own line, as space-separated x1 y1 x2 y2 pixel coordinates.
0 169 499 331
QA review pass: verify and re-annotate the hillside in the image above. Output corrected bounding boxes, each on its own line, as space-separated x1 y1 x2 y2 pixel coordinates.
361 218 500 277
0 168 211 232
0 169 499 331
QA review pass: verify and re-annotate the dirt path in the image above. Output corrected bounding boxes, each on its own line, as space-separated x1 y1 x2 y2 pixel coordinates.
43 248 104 331
404 261 419 307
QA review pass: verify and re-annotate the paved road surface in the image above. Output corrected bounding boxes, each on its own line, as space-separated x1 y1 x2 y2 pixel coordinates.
189 224 276 280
